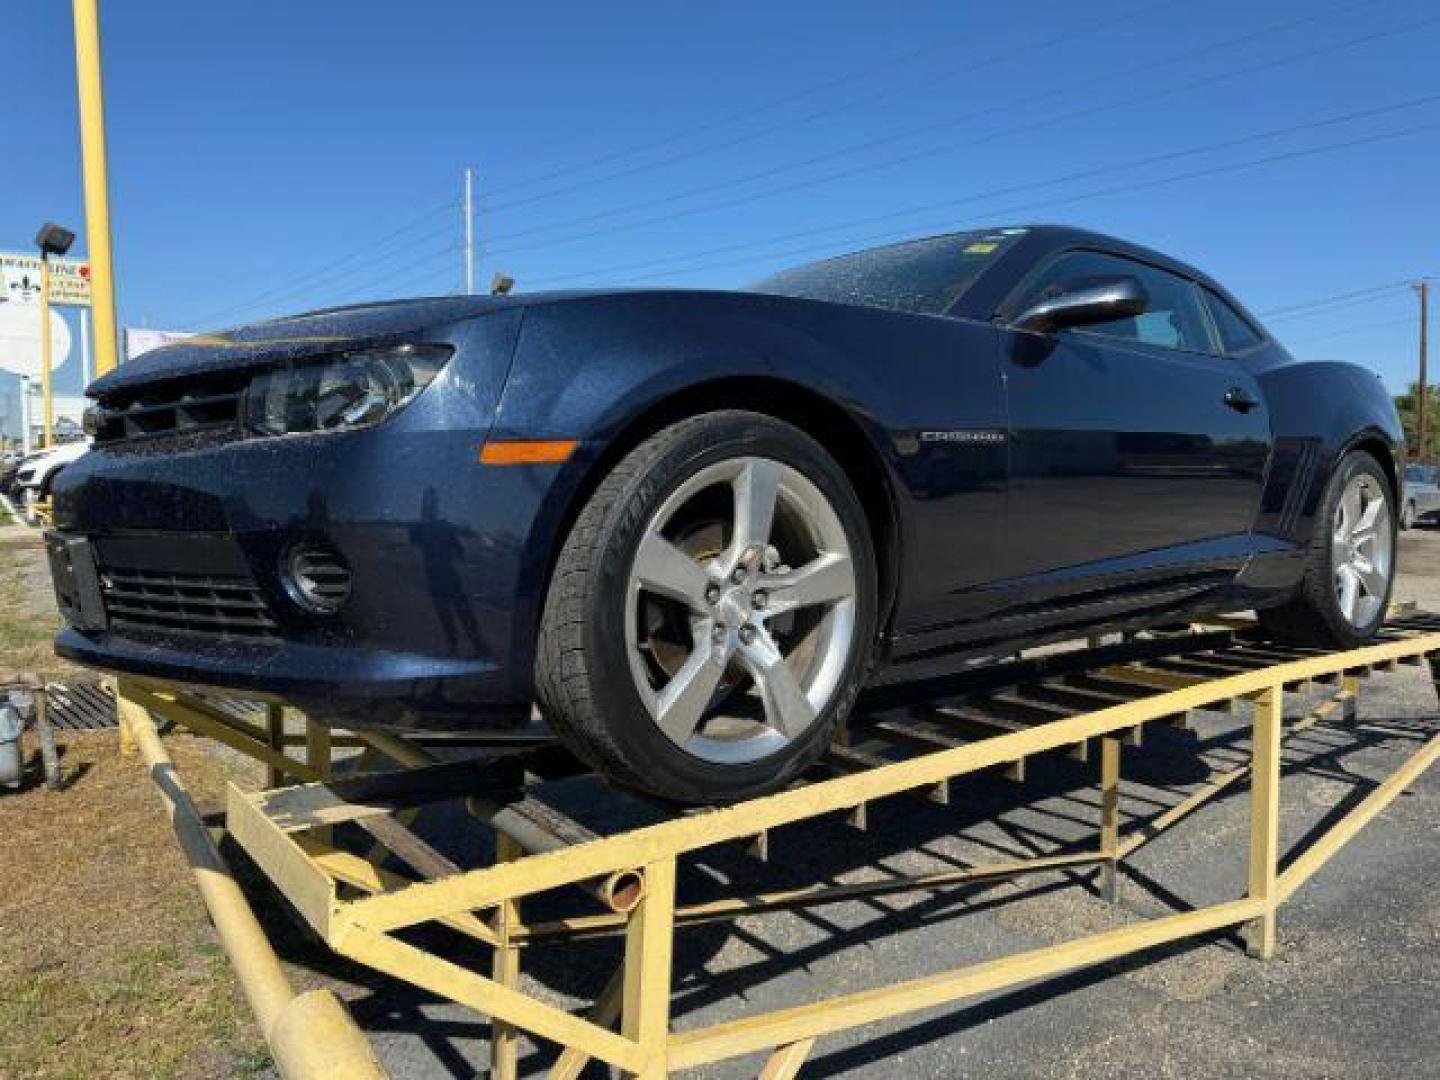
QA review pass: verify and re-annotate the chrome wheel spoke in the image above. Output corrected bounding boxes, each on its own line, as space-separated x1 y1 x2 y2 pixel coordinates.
1354 494 1383 538
654 640 729 743
731 458 782 558
1336 563 1360 621
739 632 816 738
1354 559 1386 599
634 532 711 610
760 552 854 615
1340 485 1362 534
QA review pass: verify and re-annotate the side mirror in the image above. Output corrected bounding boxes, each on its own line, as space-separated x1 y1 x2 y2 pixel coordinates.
1012 275 1149 335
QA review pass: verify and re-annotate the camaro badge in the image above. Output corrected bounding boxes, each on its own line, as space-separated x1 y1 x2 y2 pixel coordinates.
919 429 1008 445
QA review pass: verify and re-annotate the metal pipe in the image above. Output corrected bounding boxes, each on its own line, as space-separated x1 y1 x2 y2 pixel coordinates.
357 730 645 912
33 685 63 790
120 697 387 1079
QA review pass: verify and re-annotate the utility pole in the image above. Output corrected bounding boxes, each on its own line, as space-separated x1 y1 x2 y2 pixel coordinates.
463 168 476 295
1418 280 1430 463
72 0 120 376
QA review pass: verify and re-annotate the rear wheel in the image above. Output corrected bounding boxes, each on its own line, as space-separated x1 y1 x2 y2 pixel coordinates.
535 411 877 803
1257 450 1396 647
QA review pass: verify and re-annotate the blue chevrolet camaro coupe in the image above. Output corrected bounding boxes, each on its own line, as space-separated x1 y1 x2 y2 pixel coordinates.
48 226 1403 801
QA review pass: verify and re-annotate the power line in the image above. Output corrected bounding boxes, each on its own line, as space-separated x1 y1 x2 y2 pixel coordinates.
170 1 1391 329
1286 314 1418 345
483 2 1416 257
1262 285 1417 322
525 94 1440 288
484 0 1188 214
1258 279 1418 317
274 242 464 317
195 220 458 328
182 194 455 327
531 120 1436 289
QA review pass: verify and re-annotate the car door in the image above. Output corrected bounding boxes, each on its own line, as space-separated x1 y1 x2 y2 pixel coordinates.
1420 468 1440 516
998 249 1273 613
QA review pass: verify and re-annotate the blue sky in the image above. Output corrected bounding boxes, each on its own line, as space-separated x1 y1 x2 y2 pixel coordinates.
1 0 1436 407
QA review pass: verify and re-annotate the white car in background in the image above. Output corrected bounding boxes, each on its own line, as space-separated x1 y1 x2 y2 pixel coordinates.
15 441 90 516
1401 463 1440 529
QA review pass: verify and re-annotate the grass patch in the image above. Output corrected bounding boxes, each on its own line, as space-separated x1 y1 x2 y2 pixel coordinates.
0 538 273 1077
0 533 72 680
0 735 271 1079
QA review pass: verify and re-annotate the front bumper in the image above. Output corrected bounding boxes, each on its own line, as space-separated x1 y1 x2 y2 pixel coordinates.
48 367 564 731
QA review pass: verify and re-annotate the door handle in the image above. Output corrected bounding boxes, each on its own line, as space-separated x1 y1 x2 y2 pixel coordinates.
1224 387 1260 413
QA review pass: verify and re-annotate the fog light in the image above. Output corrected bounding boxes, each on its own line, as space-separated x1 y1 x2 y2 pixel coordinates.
284 544 351 614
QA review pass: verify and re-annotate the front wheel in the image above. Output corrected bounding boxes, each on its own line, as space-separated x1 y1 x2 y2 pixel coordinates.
1257 450 1396 648
1400 500 1416 530
535 411 877 804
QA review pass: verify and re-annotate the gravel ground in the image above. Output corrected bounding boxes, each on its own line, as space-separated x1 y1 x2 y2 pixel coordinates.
303 526 1440 1079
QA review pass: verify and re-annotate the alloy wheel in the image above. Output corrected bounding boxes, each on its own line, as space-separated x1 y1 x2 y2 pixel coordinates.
624 456 857 764
1332 472 1393 627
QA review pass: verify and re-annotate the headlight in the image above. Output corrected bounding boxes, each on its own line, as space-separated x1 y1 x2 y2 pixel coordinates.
244 344 452 436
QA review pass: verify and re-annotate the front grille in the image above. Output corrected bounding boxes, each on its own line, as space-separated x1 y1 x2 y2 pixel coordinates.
92 373 248 446
99 566 279 640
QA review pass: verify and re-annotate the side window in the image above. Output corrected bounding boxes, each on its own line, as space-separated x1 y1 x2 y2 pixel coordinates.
1202 287 1265 353
1010 250 1215 353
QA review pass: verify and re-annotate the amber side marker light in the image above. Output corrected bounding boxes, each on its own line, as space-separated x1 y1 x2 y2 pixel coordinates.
479 438 579 465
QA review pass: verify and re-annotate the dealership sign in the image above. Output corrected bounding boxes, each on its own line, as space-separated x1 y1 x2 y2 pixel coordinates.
126 328 196 360
0 252 93 307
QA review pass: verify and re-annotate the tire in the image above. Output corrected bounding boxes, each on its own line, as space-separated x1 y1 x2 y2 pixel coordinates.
1400 501 1416 530
1257 450 1396 648
535 411 878 804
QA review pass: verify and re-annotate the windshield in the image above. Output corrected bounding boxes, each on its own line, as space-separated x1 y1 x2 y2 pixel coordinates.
1405 465 1432 483
748 229 1026 316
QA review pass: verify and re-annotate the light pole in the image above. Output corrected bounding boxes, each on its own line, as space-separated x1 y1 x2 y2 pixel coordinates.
34 223 76 449
72 0 119 377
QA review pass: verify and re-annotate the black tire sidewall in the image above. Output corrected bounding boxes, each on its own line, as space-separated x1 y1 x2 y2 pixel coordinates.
584 414 877 802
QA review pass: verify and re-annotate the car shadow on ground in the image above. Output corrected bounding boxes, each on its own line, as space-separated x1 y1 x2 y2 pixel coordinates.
221 700 1436 1078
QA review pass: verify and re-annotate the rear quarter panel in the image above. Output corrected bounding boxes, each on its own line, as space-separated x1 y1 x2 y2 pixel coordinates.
1239 351 1403 592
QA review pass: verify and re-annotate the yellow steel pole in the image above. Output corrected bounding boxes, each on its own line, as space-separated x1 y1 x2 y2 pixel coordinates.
72 0 120 376
117 682 388 1079
1245 686 1283 960
39 255 55 447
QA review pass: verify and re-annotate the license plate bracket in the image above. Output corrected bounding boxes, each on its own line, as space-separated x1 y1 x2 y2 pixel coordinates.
45 533 108 632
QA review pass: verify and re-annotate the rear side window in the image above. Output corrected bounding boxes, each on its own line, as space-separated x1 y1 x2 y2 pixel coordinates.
1202 288 1265 353
1009 250 1214 353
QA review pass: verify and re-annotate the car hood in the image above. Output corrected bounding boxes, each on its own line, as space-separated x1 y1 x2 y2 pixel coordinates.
87 296 532 398
85 287 750 399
